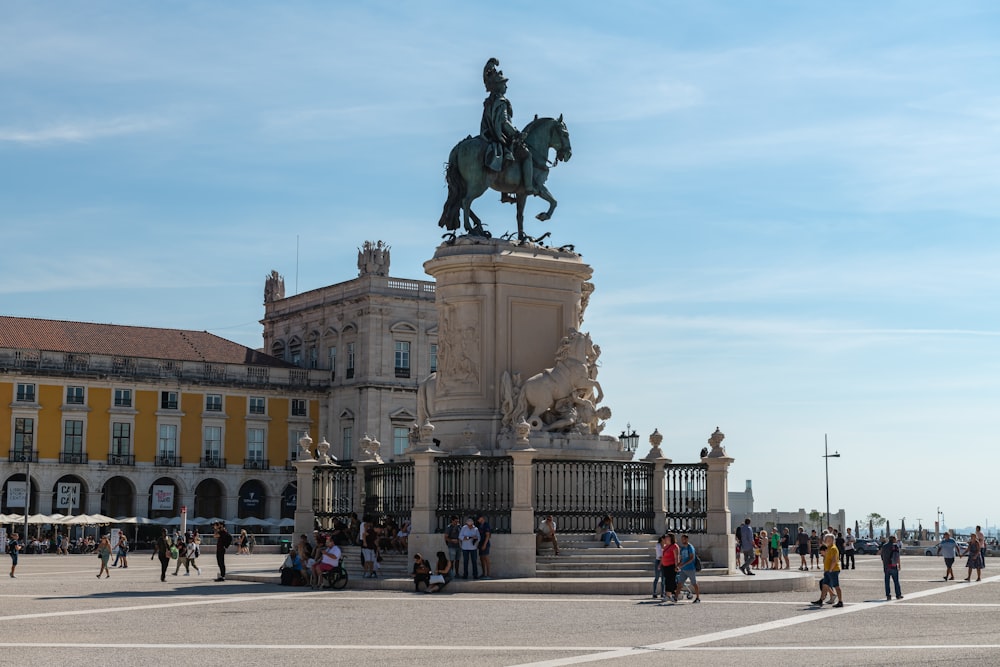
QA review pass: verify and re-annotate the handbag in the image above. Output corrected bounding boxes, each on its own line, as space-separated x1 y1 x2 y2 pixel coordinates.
429 574 446 585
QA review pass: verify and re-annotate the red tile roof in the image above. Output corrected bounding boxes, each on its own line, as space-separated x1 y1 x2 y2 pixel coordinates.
0 316 290 368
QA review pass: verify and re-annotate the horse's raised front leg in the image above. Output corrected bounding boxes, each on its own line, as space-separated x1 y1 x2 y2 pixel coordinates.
534 184 557 222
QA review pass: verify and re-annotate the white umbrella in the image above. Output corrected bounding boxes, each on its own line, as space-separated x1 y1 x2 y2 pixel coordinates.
87 513 116 525
27 513 57 524
275 518 295 528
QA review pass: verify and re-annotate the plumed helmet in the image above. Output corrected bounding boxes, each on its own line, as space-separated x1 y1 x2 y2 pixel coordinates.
483 57 508 92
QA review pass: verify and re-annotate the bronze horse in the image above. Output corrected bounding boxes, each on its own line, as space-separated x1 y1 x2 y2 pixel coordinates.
438 115 572 241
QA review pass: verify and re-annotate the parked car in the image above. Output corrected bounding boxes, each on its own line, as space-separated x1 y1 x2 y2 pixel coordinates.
855 539 881 555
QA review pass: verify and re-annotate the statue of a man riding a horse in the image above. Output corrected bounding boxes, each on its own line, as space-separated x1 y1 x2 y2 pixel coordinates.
438 58 572 242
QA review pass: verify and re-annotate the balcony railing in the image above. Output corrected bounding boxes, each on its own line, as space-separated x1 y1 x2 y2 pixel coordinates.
8 450 37 463
59 452 89 464
200 457 227 469
243 459 270 470
155 454 182 467
107 453 135 466
394 367 410 378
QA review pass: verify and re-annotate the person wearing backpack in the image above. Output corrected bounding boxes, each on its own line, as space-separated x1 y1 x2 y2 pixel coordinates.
674 534 701 603
880 535 903 600
213 522 232 582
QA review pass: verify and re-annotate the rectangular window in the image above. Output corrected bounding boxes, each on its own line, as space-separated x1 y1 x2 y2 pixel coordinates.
64 420 84 453
394 341 411 378
160 391 178 410
393 426 409 456
14 417 34 452
204 426 222 460
346 342 356 379
158 424 177 456
308 346 318 369
291 399 307 417
342 426 353 460
16 383 36 402
249 396 265 415
66 386 85 405
430 343 438 373
205 394 223 412
113 388 132 407
112 422 132 455
248 428 265 461
328 346 337 376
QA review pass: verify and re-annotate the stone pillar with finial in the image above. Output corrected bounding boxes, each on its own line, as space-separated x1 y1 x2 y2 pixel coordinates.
702 427 736 572
643 429 671 533
293 432 317 537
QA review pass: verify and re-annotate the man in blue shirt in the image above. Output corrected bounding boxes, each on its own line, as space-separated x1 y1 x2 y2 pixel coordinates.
936 531 960 581
674 534 701 603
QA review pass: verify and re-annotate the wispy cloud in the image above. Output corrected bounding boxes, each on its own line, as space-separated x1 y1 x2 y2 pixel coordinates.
0 116 170 145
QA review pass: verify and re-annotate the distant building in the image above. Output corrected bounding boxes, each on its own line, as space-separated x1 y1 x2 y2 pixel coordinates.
728 479 846 534
260 240 438 462
0 316 323 521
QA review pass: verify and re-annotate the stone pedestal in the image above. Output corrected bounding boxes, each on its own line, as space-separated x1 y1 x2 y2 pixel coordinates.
293 459 318 538
423 238 594 453
703 454 736 572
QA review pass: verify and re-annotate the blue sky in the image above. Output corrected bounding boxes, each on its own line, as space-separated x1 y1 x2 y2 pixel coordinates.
3 1 999 533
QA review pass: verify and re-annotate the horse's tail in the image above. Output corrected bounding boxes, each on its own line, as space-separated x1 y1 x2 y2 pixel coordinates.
438 145 464 230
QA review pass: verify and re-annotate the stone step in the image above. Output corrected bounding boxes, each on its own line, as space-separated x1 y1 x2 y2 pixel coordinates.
536 567 727 579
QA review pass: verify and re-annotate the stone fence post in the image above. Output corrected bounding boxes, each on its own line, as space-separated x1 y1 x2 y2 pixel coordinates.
643 429 671 533
703 428 735 572
406 450 440 560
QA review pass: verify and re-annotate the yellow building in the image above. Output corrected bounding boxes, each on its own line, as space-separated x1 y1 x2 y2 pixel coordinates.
0 316 323 521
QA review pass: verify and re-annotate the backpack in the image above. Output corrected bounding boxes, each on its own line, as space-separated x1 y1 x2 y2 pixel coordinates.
694 556 703 572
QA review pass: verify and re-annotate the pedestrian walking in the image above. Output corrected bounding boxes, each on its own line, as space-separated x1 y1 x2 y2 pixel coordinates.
781 527 791 570
7 532 21 578
652 534 667 599
963 537 982 582
736 518 755 575
880 535 902 600
96 534 112 578
769 528 781 569
660 533 680 603
812 534 843 607
674 534 701 603
152 528 170 582
936 531 959 581
185 534 202 575
172 534 190 576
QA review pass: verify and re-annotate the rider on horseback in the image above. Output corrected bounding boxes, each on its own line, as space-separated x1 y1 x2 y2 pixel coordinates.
481 58 535 195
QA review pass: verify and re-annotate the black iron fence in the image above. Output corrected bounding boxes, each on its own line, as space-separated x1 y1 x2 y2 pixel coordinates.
313 464 357 529
533 459 654 533
363 461 413 527
664 462 708 534
435 456 512 533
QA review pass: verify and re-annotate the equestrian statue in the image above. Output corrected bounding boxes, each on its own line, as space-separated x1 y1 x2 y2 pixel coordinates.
438 58 572 242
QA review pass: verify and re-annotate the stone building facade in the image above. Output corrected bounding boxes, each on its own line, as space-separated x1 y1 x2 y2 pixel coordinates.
261 241 438 462
0 316 324 521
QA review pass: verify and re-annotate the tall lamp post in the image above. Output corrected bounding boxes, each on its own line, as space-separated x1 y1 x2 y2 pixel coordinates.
823 434 840 530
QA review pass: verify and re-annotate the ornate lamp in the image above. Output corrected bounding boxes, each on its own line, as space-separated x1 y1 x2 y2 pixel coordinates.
619 422 639 453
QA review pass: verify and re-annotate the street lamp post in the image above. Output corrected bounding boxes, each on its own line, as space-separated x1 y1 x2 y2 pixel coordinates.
618 423 639 454
823 434 840 531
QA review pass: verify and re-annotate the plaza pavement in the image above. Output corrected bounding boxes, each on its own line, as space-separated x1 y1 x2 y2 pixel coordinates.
0 552 996 666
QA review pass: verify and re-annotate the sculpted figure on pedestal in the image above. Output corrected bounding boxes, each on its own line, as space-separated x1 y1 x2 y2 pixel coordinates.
438 58 573 242
264 270 285 303
500 329 608 434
